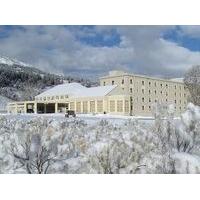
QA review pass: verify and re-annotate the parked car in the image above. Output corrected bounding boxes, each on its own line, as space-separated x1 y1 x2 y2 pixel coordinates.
65 110 76 118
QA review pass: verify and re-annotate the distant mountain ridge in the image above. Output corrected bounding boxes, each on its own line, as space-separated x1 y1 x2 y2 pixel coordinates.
0 55 98 101
0 55 31 67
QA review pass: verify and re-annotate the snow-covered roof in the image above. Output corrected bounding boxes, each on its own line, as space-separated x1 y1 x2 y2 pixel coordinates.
36 83 117 98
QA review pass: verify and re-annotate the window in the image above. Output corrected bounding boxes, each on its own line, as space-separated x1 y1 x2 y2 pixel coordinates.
166 92 168 96
83 101 88 113
61 96 64 99
142 89 144 94
65 95 68 99
130 79 133 84
155 99 157 103
160 83 162 87
142 97 144 102
110 100 115 112
90 101 95 113
97 101 103 113
175 92 176 96
130 88 133 93
175 85 177 89
117 100 123 112
155 90 157 94
155 82 157 87
166 99 168 102
112 80 114 85
76 102 81 113
149 90 151 94
149 106 151 110
122 79 124 84
56 96 59 100
142 106 145 110
149 82 151 86
175 100 177 104
103 82 106 86
166 84 168 88
149 98 151 102
160 91 162 94
125 100 129 112
142 80 144 85
70 102 75 110
47 97 50 100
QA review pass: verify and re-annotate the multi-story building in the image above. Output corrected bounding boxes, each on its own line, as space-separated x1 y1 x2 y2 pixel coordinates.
7 70 189 116
100 70 189 116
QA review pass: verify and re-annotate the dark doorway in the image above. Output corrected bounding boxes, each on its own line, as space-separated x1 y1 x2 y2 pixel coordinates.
37 103 55 113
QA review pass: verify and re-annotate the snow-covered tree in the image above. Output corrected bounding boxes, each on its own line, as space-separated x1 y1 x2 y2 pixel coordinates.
1 104 200 174
184 65 200 106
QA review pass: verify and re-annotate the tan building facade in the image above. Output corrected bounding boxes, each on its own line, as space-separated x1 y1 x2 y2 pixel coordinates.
7 71 189 116
100 71 189 116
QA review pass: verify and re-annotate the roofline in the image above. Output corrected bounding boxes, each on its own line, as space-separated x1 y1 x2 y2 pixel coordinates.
100 73 184 84
104 85 118 96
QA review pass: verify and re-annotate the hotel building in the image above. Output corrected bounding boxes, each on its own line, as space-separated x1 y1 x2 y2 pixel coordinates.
7 70 189 116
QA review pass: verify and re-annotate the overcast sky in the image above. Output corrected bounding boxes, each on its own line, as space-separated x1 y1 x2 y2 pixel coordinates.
1 25 200 79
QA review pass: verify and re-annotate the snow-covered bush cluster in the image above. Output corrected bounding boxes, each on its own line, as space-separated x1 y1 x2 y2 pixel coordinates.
1 103 200 173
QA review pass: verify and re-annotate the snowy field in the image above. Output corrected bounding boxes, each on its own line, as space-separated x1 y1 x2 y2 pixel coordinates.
0 113 155 125
0 103 200 174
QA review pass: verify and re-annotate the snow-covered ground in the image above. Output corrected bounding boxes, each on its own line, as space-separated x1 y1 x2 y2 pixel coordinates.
1 113 155 125
0 103 199 174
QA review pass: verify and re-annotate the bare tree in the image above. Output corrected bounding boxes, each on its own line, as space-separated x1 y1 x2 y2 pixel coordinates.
10 133 58 174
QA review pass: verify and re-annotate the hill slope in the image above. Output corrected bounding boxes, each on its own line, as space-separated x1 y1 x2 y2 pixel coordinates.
0 55 98 101
0 95 13 112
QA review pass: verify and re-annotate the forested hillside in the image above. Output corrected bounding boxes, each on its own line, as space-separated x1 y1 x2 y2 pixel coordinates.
0 56 98 101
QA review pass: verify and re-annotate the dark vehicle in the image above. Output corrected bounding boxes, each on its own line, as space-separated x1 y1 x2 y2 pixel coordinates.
65 110 76 118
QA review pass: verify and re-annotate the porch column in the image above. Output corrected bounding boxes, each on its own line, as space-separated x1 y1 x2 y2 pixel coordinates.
34 102 37 114
24 102 27 113
15 103 17 114
94 100 97 113
55 102 58 113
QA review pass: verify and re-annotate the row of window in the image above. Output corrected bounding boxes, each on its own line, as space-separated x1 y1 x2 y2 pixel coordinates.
75 101 103 113
140 97 186 104
141 105 185 111
35 95 69 101
130 87 186 97
106 79 185 90
109 100 129 113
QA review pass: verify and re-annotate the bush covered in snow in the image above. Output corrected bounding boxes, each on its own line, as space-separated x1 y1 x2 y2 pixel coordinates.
1 103 200 173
